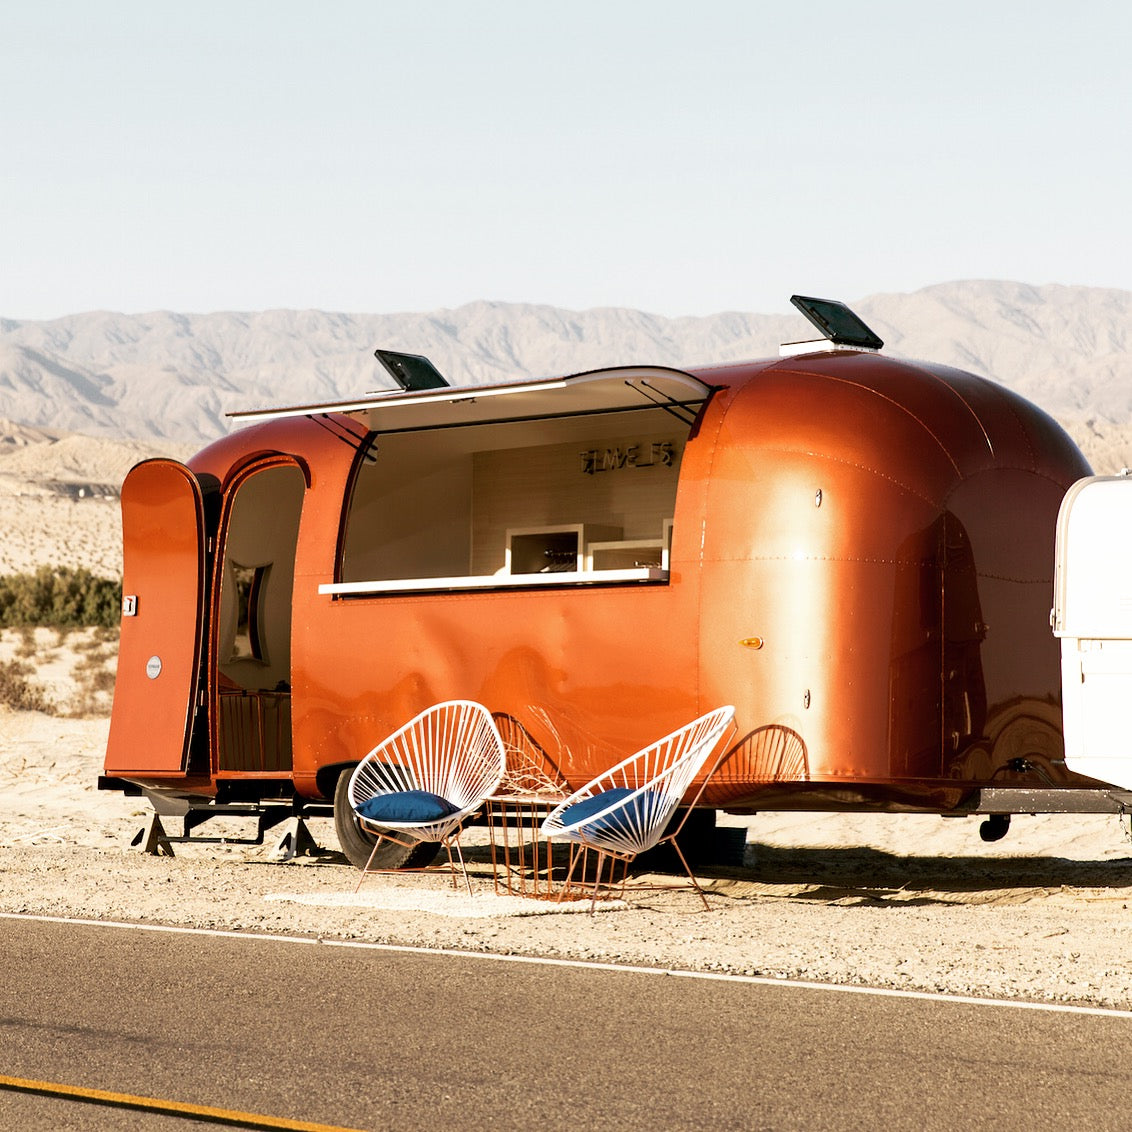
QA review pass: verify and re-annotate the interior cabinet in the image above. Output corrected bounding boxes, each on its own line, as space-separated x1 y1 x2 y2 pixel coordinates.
586 539 665 571
586 520 674 572
505 524 623 574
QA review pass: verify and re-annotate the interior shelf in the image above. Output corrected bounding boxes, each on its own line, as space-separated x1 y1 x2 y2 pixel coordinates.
586 538 665 571
505 524 622 575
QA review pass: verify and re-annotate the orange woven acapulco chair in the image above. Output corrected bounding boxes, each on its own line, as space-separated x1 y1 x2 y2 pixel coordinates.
540 706 736 912
347 700 507 896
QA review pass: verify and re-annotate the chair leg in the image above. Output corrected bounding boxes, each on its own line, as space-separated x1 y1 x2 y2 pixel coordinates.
616 855 632 902
450 837 474 898
355 834 386 893
669 836 712 912
589 850 610 915
556 844 584 904
440 838 460 890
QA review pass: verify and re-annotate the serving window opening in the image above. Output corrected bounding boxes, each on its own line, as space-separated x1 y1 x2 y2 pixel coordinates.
333 402 693 595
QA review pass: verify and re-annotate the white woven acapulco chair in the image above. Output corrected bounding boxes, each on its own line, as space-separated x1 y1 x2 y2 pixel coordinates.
347 700 507 896
540 706 736 912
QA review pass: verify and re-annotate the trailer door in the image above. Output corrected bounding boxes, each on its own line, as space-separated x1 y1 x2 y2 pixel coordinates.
105 459 211 776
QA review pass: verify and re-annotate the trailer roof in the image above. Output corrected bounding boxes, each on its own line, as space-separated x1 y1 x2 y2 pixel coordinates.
228 366 714 432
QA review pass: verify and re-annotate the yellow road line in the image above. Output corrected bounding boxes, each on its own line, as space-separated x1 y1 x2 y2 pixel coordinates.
0 1073 367 1131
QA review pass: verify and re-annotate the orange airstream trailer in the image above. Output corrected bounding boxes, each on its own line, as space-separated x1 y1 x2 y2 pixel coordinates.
101 297 1116 867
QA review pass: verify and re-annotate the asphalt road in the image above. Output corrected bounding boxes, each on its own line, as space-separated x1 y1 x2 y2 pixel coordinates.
1 915 1130 1131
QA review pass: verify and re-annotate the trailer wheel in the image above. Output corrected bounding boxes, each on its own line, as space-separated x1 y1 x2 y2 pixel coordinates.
673 807 719 864
636 807 720 870
332 769 441 871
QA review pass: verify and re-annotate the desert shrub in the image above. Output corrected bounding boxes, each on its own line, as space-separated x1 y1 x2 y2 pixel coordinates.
74 628 118 653
16 627 36 658
67 641 118 718
68 677 117 718
0 567 121 629
0 659 53 713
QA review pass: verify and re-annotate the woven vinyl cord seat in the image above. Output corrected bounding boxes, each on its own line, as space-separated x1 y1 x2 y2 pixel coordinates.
540 706 736 912
347 700 507 895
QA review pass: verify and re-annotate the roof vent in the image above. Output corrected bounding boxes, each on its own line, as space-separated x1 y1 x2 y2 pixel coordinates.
374 349 449 391
780 295 884 357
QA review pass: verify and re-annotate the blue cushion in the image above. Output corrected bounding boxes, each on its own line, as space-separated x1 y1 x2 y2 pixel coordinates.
356 789 459 824
559 786 659 839
560 787 635 825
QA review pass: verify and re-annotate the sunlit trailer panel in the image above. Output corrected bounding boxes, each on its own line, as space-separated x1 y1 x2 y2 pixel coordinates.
694 349 1090 812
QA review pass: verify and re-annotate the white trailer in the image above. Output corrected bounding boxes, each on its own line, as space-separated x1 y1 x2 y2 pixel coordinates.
1054 472 1132 791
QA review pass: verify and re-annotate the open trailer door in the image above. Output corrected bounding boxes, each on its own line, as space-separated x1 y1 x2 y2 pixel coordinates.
105 459 213 778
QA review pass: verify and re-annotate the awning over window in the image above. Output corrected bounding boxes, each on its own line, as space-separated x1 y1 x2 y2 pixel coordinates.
228 367 713 433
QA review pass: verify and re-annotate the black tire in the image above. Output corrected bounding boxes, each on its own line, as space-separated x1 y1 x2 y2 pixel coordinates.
332 769 441 871
636 807 719 872
673 806 719 865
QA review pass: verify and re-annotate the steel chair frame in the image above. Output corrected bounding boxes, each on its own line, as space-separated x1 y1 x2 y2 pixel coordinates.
347 699 507 895
541 706 736 912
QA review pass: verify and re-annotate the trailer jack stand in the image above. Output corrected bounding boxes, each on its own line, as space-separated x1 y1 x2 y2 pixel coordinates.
131 812 176 857
130 798 333 859
267 816 320 861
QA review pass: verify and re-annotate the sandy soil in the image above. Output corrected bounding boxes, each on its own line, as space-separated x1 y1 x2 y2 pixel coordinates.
0 429 190 577
2 707 1131 1010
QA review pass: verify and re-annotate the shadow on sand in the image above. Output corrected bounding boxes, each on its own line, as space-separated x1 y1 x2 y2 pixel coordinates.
693 842 1132 905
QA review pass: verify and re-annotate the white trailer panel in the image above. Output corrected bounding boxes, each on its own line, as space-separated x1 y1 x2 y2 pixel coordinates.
1054 473 1132 789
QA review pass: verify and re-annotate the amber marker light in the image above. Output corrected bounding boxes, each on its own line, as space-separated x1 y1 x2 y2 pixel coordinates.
739 636 764 649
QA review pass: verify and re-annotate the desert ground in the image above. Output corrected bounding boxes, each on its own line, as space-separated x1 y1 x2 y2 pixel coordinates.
2 431 1132 1011
3 700 1132 1010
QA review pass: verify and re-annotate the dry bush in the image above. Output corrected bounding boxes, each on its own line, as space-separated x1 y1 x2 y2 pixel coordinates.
52 629 118 719
67 643 117 718
16 628 36 659
0 566 121 629
0 627 118 719
0 659 53 713
77 625 119 651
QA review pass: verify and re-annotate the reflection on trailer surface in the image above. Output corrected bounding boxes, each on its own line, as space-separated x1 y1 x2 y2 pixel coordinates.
101 301 1128 864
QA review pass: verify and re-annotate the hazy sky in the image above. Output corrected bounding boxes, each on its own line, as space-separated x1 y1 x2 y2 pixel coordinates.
3 1 1130 319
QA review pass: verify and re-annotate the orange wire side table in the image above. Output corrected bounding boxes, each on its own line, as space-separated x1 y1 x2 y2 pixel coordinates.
486 751 570 899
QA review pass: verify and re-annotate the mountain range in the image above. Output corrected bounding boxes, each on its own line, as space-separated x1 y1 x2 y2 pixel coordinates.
0 280 1129 471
